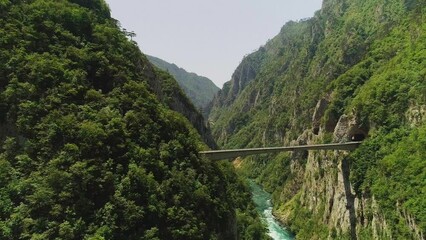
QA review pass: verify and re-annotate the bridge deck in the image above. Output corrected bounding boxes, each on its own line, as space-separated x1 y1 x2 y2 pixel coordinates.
199 142 362 161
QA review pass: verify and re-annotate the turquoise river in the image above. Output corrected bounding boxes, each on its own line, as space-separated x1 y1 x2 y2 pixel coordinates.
249 180 294 240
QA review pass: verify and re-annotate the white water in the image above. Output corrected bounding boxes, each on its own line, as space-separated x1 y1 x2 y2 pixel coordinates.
249 180 294 240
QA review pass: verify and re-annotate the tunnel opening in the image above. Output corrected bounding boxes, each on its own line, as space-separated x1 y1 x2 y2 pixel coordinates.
350 133 365 141
348 125 368 142
313 127 320 135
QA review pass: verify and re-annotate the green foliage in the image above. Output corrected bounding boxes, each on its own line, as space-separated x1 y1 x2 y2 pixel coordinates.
281 192 329 240
217 162 269 239
147 55 219 111
209 0 425 238
0 0 265 239
352 125 426 238
348 124 426 238
256 153 293 204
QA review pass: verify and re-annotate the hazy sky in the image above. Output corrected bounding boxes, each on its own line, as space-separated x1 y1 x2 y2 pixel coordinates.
105 0 323 88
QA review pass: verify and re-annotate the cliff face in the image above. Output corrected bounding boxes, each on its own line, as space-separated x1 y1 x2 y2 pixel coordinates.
208 48 265 111
210 0 425 238
276 106 425 240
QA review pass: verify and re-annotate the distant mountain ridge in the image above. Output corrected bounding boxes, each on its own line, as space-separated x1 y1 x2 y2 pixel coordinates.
147 55 219 111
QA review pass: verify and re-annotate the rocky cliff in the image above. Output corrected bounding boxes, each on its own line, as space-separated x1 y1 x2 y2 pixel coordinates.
208 48 265 112
209 0 426 238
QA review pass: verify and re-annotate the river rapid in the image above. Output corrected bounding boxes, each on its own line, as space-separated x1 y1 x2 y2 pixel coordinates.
249 180 294 240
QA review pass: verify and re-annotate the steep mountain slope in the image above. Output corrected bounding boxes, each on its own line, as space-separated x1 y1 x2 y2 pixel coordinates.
0 0 265 239
209 0 425 239
147 55 219 112
147 62 218 149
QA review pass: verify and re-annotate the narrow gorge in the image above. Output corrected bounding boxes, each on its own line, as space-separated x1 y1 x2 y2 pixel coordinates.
208 0 425 239
0 0 424 239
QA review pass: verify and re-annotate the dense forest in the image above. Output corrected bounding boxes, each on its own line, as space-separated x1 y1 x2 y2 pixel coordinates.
1 0 424 239
0 0 268 239
147 55 219 113
209 0 425 239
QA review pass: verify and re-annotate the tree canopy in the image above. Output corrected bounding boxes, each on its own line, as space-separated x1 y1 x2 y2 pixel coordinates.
0 0 267 239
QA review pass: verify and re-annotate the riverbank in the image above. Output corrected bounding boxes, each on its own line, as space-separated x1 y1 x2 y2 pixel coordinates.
248 180 294 240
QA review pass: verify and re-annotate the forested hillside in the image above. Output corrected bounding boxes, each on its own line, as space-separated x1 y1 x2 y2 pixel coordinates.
209 0 425 239
0 0 266 239
147 55 219 113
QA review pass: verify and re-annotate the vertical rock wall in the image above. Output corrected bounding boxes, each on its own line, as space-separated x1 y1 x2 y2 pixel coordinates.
274 106 423 239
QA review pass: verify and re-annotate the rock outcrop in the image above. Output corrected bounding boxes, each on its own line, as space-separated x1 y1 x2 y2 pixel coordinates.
208 0 425 238
312 98 330 134
406 103 426 127
207 48 265 113
333 114 368 142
